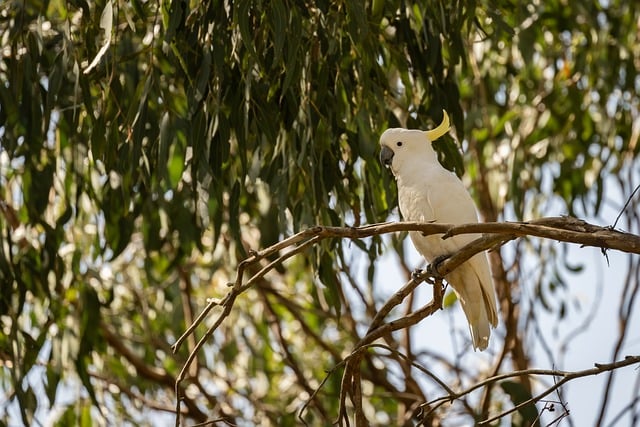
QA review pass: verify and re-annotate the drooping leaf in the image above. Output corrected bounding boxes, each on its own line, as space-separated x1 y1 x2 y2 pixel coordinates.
500 380 540 425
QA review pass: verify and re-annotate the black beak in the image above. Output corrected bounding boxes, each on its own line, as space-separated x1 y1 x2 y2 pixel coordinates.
380 145 394 168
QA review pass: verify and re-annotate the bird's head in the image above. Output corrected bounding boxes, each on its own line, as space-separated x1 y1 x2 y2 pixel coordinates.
379 111 450 176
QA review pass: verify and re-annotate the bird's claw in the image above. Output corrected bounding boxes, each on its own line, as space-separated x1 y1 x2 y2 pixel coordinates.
412 254 449 284
427 254 449 279
412 267 438 285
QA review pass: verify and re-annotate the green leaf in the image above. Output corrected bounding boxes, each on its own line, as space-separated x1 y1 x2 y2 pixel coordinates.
443 289 458 309
24 161 54 220
281 9 302 95
235 0 256 57
189 48 212 117
163 0 186 44
228 182 245 258
83 0 112 74
80 401 93 427
158 111 172 182
500 380 539 425
371 0 385 18
318 250 342 316
167 141 184 188
267 0 288 68
75 285 101 408
45 365 62 404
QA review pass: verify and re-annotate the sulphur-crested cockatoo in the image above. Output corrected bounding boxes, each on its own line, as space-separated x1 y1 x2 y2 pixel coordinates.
379 111 498 350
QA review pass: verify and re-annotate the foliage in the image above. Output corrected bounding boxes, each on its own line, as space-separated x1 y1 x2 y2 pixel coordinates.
0 0 639 425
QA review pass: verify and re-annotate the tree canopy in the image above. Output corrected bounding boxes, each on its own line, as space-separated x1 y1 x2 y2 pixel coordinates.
1 0 639 425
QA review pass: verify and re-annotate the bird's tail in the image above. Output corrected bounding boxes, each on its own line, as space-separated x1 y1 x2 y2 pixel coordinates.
466 300 492 351
446 262 497 351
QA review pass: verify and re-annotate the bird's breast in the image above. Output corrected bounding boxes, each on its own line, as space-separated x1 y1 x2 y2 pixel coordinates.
398 185 435 223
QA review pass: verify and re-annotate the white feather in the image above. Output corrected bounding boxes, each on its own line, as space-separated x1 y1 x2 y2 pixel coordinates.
380 126 498 351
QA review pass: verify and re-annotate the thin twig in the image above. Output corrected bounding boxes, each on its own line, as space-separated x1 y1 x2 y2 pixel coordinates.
172 298 221 352
367 344 456 396
332 279 445 426
298 358 348 424
418 355 640 423
613 183 640 229
478 356 640 425
259 290 332 424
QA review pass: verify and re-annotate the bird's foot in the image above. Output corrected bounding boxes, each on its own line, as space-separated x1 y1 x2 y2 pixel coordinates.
412 267 438 285
427 254 449 279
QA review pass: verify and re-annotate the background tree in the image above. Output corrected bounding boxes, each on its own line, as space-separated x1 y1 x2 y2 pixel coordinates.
1 0 639 426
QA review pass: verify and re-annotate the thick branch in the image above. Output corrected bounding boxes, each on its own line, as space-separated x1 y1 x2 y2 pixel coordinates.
301 217 640 254
226 218 640 277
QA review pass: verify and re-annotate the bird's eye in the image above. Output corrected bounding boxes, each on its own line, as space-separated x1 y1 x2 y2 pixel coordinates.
396 141 403 147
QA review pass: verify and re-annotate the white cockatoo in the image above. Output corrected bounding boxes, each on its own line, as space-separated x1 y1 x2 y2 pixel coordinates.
379 111 498 350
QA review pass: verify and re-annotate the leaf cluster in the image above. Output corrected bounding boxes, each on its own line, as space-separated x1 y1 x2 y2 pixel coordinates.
1 0 639 425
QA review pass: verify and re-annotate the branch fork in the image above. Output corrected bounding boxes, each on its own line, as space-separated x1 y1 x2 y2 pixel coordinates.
172 216 640 425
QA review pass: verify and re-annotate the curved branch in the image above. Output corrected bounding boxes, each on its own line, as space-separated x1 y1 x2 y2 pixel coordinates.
174 216 640 424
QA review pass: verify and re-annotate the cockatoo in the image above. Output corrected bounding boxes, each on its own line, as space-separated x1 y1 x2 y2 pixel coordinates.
379 111 498 350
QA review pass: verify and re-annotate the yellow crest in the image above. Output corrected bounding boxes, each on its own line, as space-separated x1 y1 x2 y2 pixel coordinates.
424 110 450 141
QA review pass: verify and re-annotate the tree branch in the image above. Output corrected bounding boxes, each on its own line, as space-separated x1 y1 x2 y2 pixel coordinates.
174 216 640 424
417 355 640 423
478 355 640 425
